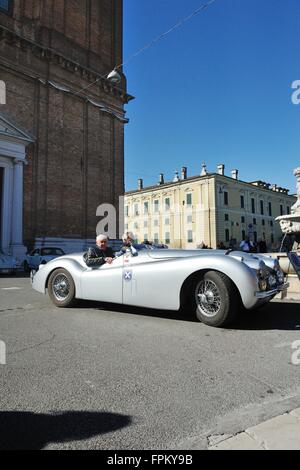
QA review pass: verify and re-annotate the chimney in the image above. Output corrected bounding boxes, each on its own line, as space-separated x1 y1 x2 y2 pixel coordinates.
217 164 225 176
181 166 187 180
231 169 238 180
200 163 207 176
271 184 277 191
138 178 143 190
158 173 164 185
173 171 179 182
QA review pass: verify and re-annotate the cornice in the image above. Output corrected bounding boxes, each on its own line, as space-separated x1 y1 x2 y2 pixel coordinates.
0 24 134 105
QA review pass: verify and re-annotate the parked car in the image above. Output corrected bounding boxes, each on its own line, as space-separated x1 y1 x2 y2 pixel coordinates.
24 247 65 271
0 251 20 274
31 246 288 327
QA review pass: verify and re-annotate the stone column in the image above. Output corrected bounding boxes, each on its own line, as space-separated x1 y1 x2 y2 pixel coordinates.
11 158 27 259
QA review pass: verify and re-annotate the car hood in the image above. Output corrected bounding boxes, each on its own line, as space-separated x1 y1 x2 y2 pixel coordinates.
147 249 275 270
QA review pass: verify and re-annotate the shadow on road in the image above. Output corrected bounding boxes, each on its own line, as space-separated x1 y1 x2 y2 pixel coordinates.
0 410 132 450
79 300 300 331
231 301 300 331
81 299 198 323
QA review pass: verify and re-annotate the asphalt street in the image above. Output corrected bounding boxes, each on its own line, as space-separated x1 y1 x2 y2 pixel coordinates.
1 274 300 450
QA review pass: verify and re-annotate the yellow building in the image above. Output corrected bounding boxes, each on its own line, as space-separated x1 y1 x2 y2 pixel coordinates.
124 165 296 250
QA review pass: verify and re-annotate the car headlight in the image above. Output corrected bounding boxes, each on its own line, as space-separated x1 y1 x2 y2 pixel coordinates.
257 263 268 291
258 279 268 291
267 274 277 288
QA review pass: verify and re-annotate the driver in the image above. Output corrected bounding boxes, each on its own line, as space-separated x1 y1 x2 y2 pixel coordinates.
84 234 114 267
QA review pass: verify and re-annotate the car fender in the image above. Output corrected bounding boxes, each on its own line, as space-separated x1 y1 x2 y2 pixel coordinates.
31 258 85 298
178 255 259 310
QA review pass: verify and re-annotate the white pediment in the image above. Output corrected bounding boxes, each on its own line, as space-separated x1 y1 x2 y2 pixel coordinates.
0 114 34 143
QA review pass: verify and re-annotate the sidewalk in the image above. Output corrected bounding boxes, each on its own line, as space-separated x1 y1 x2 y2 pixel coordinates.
208 408 300 450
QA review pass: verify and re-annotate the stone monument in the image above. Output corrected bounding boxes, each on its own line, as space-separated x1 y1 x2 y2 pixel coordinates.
276 167 300 249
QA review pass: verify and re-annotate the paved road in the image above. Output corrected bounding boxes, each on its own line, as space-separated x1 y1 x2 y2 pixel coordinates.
1 275 300 450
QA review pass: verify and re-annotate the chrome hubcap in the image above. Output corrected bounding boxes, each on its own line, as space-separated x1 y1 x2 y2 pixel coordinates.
196 280 221 317
52 274 70 301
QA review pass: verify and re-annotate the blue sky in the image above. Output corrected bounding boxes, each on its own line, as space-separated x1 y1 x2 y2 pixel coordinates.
123 0 299 194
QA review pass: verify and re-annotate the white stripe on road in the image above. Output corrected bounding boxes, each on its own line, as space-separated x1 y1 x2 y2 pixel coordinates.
1 287 21 290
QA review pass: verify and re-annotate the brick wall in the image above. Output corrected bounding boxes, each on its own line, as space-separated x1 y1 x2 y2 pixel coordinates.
0 0 132 248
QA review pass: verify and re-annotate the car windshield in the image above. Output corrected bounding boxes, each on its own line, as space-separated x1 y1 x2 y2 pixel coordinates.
41 248 64 256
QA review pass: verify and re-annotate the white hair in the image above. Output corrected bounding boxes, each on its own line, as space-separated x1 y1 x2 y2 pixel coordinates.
96 234 108 242
122 231 134 242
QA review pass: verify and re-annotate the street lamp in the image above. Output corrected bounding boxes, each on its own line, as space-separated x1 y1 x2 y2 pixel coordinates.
107 68 122 84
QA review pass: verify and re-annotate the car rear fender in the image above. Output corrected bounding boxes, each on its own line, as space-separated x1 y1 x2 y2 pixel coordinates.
32 259 84 297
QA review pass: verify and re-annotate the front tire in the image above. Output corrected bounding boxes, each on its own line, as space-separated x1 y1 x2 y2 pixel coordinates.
48 268 77 307
194 271 239 327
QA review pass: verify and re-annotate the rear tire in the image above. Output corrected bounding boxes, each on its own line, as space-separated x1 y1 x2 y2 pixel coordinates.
194 271 239 327
48 268 77 307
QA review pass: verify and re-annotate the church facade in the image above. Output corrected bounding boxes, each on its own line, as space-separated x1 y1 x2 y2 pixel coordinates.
0 0 132 258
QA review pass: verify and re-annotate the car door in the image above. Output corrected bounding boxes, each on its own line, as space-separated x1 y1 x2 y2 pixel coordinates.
80 254 123 303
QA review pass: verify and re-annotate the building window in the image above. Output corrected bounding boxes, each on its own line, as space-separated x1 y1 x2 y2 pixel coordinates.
271 233 274 243
287 206 290 215
280 204 283 216
186 193 192 206
165 197 170 211
154 219 159 227
270 220 273 227
0 0 11 13
165 218 170 225
262 219 265 226
242 229 246 240
225 213 229 221
268 202 272 216
154 233 159 244
187 230 193 243
253 218 257 225
134 203 139 216
187 215 193 224
260 200 264 215
254 231 257 243
225 229 230 242
144 202 149 214
144 220 148 228
251 198 255 214
224 191 228 205
240 195 244 208
241 216 245 224
143 234 148 242
154 200 159 213
134 222 139 229
165 232 170 244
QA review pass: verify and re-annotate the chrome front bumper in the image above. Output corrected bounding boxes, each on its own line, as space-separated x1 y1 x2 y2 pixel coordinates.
255 282 289 299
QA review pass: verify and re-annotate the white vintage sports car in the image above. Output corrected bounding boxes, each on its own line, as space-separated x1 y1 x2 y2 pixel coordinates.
31 245 288 327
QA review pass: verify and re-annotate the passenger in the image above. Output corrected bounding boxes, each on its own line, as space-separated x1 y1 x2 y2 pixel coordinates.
84 234 114 267
115 231 138 256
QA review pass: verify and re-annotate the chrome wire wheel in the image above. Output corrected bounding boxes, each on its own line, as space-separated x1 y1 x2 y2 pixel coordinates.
52 273 70 301
196 279 222 318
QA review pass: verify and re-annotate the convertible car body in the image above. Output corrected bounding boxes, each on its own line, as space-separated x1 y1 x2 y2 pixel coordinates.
31 246 288 327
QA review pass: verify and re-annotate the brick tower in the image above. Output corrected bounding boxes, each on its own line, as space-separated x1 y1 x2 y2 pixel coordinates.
0 0 132 255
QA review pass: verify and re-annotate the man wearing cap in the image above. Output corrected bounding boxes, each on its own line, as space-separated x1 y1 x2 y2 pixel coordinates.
84 234 114 267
